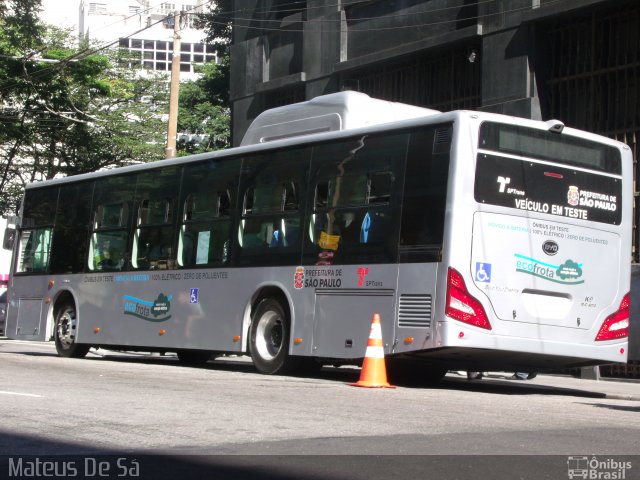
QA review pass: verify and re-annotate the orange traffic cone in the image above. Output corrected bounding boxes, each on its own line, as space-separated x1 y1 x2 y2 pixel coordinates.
351 313 395 388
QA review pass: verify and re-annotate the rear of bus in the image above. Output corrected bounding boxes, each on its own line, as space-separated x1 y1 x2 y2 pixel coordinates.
439 114 632 371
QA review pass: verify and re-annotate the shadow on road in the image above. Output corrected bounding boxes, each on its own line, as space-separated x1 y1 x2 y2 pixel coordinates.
0 431 334 479
1 340 610 400
78 350 612 400
0 431 576 480
583 402 640 412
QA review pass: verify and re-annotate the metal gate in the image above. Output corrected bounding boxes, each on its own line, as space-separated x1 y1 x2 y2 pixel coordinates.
343 44 481 112
542 2 640 261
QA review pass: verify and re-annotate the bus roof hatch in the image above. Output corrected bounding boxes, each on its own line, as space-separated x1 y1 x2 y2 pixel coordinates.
240 91 439 146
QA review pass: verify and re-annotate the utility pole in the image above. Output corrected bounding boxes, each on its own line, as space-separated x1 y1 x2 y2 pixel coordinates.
164 11 182 159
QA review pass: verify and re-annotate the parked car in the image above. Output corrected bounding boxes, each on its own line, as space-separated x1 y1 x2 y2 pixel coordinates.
0 290 6 336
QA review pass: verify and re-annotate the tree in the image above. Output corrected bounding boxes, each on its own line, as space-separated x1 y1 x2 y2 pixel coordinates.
177 57 231 155
172 3 234 155
0 2 168 216
0 0 44 215
193 0 233 57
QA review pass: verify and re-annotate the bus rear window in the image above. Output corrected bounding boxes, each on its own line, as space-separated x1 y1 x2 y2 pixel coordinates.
474 154 622 225
479 122 621 175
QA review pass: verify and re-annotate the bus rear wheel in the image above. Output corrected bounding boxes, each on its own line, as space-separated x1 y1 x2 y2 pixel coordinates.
54 303 90 358
249 298 294 375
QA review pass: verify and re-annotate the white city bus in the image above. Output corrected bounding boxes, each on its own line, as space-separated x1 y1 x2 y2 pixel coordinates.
3 92 632 380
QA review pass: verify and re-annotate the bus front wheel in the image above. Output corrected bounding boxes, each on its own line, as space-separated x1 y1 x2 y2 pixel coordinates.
249 298 293 375
54 303 90 358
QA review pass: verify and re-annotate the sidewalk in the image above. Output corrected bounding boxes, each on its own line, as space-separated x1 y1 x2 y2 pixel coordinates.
453 372 640 401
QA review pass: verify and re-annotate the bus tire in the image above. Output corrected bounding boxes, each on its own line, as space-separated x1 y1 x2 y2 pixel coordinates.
54 303 90 358
249 298 294 375
177 350 214 366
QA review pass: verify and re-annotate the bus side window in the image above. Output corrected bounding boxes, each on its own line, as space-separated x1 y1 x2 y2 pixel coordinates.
130 167 180 271
88 201 129 272
17 186 57 274
178 159 238 268
90 231 127 271
16 228 53 273
236 148 309 266
133 199 174 270
305 131 405 264
240 184 300 250
399 127 451 259
310 173 390 250
179 192 231 267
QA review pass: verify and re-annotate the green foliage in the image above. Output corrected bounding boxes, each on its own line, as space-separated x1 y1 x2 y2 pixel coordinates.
1 0 233 216
176 56 230 155
0 3 168 217
193 0 233 56
183 1 234 154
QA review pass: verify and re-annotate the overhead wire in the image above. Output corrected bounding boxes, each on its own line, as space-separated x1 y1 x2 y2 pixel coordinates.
211 0 498 22
213 0 565 32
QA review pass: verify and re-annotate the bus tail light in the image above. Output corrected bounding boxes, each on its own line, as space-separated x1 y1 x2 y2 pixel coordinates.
595 293 629 341
445 267 491 330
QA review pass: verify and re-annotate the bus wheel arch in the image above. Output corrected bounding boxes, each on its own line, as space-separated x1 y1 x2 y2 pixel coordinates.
53 292 90 359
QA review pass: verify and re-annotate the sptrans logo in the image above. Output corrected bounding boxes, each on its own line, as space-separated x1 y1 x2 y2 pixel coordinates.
567 456 632 479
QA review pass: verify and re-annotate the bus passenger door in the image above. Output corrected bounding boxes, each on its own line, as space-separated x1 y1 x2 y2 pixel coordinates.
393 124 451 353
311 272 397 360
9 227 54 340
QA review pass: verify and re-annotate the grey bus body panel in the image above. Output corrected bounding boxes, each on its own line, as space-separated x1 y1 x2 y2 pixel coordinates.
8 266 402 359
436 115 631 365
9 272 51 341
471 212 620 331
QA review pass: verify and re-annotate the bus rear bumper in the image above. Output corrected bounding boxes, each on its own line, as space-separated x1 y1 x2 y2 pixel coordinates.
417 323 629 371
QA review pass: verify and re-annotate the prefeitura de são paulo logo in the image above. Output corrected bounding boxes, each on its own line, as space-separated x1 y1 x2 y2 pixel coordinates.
568 186 580 207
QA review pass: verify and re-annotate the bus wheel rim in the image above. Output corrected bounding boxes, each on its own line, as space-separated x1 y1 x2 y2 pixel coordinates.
57 309 76 349
255 310 283 361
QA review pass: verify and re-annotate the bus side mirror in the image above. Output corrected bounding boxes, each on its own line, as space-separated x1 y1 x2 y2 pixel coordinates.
3 227 16 250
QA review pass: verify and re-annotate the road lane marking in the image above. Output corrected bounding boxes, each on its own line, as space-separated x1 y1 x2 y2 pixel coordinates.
0 390 43 398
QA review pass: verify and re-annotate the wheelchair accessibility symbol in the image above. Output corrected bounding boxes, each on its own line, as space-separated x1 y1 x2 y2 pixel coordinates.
475 262 492 283
189 288 199 304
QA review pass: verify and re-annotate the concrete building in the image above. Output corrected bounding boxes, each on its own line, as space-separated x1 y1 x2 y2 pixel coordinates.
41 0 215 80
230 0 639 256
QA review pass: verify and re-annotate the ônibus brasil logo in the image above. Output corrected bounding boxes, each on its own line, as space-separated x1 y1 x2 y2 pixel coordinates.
567 456 632 479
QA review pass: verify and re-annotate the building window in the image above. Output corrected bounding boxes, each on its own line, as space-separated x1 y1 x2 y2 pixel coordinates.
160 3 175 13
89 3 107 14
118 38 214 73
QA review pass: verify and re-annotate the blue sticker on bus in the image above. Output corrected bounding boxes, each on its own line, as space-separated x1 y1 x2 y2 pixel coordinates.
475 263 492 283
123 293 172 322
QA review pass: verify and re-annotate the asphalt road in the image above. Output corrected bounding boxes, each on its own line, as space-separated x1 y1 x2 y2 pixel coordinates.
0 339 638 480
